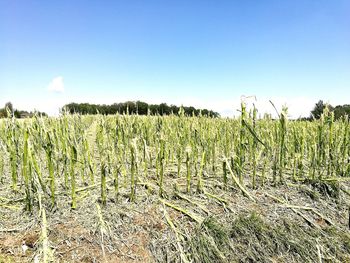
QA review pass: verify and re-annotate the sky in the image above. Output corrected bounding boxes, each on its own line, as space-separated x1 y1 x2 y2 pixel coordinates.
1 0 349 118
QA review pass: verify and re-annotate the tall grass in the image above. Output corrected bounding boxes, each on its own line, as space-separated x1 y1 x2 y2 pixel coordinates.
0 106 348 210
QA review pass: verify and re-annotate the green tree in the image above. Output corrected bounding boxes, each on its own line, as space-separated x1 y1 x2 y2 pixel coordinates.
310 100 333 119
334 104 350 120
4 102 13 117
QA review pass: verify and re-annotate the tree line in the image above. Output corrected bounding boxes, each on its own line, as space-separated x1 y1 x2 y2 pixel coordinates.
310 100 350 120
62 101 220 117
1 100 349 120
0 102 47 118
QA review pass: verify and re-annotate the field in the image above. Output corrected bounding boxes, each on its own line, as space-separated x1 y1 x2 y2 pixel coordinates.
0 105 350 262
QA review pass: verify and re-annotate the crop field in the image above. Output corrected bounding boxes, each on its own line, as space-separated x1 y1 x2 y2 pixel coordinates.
1 105 350 262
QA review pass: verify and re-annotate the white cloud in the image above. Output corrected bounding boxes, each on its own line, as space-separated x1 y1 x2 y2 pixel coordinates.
47 76 64 93
215 96 316 119
152 95 316 119
257 96 315 119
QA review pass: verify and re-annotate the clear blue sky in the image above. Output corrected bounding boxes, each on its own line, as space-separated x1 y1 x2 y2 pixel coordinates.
1 0 349 117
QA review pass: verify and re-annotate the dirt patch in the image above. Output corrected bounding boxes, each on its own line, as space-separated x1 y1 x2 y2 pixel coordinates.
0 230 38 263
0 219 155 263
